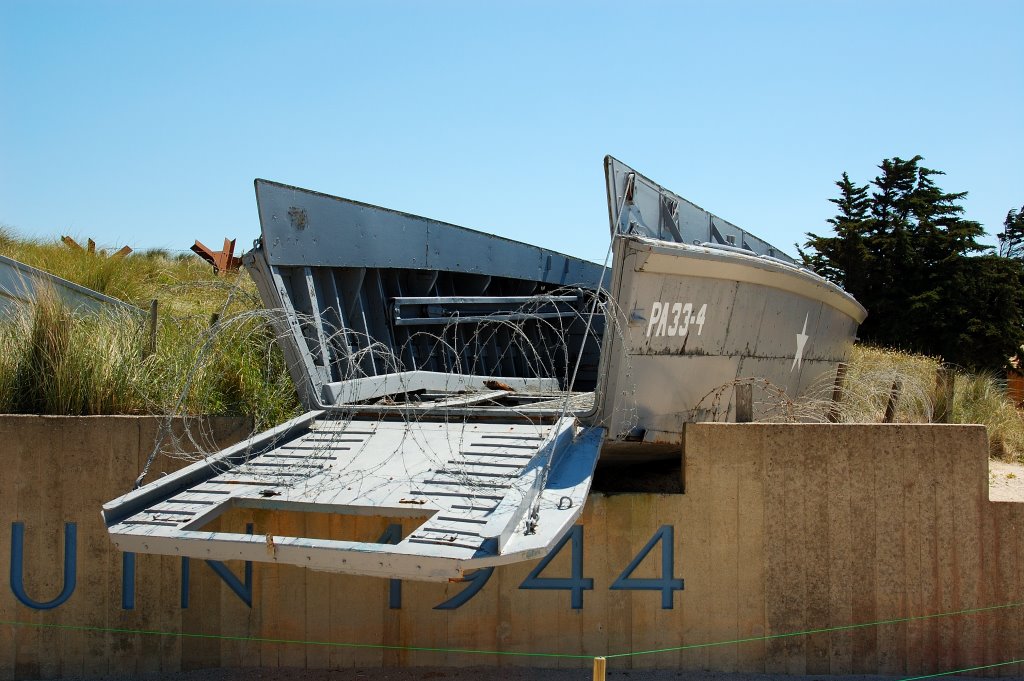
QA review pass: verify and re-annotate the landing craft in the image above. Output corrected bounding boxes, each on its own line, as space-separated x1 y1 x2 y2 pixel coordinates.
102 157 866 580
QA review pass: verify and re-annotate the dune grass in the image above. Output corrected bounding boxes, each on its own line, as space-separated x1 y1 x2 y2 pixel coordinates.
0 293 144 415
839 345 1024 461
0 230 299 430
838 346 942 424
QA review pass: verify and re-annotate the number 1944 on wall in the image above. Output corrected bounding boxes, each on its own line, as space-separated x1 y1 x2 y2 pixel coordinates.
646 302 707 338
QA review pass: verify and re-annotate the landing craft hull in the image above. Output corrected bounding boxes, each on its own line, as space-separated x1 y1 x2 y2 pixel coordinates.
102 156 865 580
592 156 866 457
595 235 865 456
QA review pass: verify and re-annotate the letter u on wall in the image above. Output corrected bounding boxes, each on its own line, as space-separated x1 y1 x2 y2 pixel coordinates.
9 522 77 610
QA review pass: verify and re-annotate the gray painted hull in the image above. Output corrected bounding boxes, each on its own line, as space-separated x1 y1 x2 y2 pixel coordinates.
591 157 866 455
593 234 866 453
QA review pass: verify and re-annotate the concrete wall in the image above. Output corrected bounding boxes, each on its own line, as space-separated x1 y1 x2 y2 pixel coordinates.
1 417 1022 678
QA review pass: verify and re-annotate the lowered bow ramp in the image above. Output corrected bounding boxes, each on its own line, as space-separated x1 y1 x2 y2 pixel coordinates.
103 415 603 580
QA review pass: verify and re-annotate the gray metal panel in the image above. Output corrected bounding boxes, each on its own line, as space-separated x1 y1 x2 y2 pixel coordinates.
320 371 560 406
255 179 603 286
604 156 796 263
0 253 140 316
720 281 767 357
248 180 607 410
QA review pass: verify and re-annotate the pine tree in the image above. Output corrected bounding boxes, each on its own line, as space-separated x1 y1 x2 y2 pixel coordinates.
802 157 1024 371
800 173 871 293
998 206 1024 259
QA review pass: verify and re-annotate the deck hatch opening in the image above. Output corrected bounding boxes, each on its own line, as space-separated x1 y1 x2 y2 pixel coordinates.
196 505 436 543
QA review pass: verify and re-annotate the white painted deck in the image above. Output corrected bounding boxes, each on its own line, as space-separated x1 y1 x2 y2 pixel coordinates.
103 412 603 581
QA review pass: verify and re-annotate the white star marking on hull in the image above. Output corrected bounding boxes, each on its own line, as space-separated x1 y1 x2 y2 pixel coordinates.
792 313 809 371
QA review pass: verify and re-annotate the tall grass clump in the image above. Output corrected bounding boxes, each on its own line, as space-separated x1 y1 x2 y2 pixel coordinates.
838 346 941 423
953 371 1024 461
144 308 300 431
834 345 1024 461
0 290 147 414
0 224 15 251
0 290 299 428
0 227 300 430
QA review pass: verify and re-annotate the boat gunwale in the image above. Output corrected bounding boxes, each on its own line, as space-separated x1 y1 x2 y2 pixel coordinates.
253 177 603 276
622 233 868 324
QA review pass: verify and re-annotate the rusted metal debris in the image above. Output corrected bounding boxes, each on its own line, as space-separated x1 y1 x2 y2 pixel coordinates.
191 238 241 274
61 236 132 259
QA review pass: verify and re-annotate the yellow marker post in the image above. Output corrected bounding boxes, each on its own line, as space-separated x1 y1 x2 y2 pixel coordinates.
593 656 607 681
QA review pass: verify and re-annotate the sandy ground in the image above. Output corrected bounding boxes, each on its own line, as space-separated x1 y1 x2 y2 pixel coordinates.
989 459 1024 502
62 462 1024 681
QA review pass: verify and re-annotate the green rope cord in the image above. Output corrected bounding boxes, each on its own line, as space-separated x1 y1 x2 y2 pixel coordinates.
2 598 1022 667
604 599 1024 658
898 658 1024 680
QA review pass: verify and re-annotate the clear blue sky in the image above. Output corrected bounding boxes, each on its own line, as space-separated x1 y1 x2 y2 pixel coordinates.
1 1 1021 264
